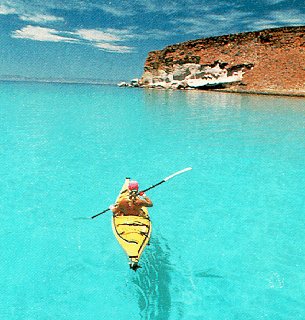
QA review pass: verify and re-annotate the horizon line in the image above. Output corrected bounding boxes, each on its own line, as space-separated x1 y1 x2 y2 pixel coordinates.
0 76 127 86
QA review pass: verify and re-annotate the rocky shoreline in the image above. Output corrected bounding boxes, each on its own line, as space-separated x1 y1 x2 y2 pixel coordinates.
119 81 305 97
121 26 305 97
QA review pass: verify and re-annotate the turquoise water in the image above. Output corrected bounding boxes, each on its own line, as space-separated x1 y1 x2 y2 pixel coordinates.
1 81 305 319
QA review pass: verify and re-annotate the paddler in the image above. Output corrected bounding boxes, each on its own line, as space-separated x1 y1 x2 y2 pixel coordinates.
109 180 153 216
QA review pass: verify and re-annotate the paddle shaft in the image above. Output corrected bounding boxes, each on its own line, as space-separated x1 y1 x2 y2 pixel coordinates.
140 180 165 193
91 208 110 219
139 167 192 193
91 167 192 219
91 182 163 219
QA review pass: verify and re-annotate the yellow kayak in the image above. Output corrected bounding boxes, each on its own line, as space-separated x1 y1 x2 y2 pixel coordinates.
112 178 152 270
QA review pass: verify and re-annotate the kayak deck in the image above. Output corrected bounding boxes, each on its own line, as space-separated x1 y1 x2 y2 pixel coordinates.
112 178 151 270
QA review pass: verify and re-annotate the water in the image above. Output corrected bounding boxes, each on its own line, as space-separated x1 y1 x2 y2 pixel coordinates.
1 81 305 319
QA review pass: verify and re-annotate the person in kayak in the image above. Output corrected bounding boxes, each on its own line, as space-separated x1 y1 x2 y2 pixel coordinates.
109 180 153 216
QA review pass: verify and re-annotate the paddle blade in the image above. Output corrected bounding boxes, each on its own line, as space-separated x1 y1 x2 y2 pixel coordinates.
164 167 192 181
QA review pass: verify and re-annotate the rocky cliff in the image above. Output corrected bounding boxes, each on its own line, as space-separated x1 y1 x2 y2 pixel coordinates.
140 26 305 96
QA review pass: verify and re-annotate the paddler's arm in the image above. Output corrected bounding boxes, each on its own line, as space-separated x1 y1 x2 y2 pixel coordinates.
109 204 119 214
109 199 127 214
138 193 153 207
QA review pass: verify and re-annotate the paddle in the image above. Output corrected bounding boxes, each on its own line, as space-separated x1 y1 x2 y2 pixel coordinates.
139 167 192 193
90 167 192 219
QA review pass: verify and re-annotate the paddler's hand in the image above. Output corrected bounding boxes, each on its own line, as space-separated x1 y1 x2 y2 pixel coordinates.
109 204 116 212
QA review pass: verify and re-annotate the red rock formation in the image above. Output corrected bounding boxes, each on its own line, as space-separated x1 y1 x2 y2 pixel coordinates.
140 26 305 96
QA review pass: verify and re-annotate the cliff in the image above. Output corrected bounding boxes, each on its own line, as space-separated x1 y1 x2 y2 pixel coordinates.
140 26 305 96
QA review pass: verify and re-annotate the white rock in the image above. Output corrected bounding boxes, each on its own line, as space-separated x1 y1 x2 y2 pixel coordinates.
117 81 128 87
140 61 246 89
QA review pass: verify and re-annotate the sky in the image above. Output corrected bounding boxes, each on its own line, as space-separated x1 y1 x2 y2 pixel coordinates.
0 0 304 81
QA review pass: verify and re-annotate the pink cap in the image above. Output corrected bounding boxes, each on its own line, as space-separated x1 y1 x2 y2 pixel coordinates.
128 180 139 191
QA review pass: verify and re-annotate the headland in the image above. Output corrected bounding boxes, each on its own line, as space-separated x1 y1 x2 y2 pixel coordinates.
135 26 305 97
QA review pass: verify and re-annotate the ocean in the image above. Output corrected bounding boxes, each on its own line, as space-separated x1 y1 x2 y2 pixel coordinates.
1 81 305 319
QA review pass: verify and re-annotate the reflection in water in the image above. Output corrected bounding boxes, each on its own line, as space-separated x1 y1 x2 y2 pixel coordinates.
193 270 223 279
143 88 244 111
131 236 173 320
129 236 224 320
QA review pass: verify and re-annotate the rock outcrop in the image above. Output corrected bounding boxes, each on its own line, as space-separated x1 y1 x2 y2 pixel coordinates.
117 78 140 87
139 26 305 96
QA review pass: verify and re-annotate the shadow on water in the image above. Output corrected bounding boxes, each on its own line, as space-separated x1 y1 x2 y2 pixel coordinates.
193 270 223 279
131 236 173 320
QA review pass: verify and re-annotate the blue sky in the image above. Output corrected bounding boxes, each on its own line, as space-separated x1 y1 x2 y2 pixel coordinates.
0 0 304 81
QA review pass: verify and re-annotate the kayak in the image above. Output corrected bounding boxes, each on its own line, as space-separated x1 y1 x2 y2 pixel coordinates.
112 178 152 270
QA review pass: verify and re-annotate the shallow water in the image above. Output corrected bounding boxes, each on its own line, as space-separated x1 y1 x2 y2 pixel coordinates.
1 82 305 319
